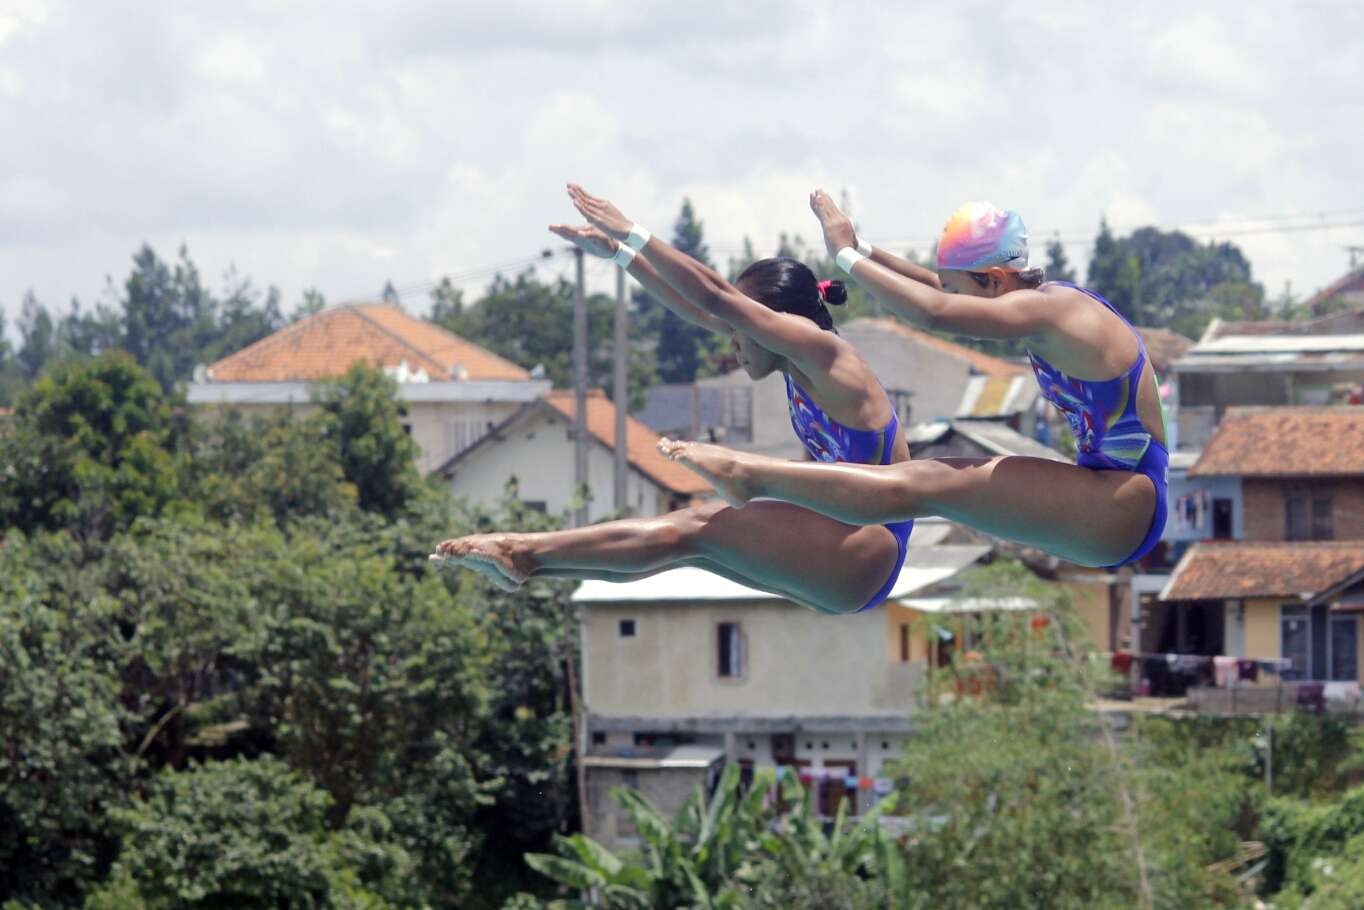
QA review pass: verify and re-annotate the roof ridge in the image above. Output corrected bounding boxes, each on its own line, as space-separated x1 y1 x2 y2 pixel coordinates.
206 304 343 376
358 302 530 376
349 306 450 378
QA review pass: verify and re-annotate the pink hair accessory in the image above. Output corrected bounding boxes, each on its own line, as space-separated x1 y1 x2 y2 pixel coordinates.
816 279 834 299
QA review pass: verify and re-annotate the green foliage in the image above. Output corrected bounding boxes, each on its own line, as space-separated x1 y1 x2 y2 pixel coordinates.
312 363 423 519
1045 233 1077 283
0 534 132 904
0 351 179 538
527 764 898 910
1086 220 1264 335
184 407 358 527
434 269 656 410
92 756 410 908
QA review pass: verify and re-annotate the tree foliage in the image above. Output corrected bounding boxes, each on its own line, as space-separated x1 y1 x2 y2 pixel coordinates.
1086 220 1264 337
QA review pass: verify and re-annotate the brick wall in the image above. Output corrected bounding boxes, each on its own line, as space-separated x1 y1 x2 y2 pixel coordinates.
1242 478 1364 541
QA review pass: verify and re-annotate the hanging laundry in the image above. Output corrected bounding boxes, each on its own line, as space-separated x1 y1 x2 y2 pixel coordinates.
1213 656 1237 688
1237 659 1259 682
858 777 874 791
1111 651 1134 674
873 778 893 795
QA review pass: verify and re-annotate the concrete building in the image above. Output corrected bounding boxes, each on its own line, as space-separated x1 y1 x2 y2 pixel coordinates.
437 389 710 521
186 302 550 473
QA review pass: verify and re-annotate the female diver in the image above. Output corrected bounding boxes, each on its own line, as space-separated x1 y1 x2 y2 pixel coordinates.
430 184 921 614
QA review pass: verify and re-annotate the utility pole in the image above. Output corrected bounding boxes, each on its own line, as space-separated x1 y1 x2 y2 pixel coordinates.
573 247 589 528
613 265 629 513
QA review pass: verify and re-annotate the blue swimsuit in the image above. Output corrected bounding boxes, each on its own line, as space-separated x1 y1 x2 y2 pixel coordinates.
1025 282 1169 567
783 374 913 612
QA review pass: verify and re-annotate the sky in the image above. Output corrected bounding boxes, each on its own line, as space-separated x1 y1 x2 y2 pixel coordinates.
2 0 1363 322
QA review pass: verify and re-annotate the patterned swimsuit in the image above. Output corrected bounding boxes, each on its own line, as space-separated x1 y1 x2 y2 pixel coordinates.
783 374 914 611
1026 282 1169 566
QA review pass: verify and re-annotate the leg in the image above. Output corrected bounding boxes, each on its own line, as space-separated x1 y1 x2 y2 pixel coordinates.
434 501 903 613
659 440 1157 567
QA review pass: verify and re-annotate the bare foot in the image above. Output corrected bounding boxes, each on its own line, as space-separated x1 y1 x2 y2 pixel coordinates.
656 438 758 508
430 534 535 592
809 189 857 258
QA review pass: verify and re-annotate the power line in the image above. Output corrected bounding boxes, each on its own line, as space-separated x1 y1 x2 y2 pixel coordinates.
370 204 1364 305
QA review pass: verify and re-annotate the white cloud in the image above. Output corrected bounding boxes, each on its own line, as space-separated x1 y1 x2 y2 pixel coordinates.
1 1 1362 315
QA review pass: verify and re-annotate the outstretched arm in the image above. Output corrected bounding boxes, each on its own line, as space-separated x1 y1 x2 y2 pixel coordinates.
548 224 728 333
567 183 838 369
809 188 1053 340
845 257 1055 339
809 190 942 290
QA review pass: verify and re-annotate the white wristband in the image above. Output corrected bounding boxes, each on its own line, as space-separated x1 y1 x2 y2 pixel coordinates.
835 246 865 274
625 223 652 251
856 235 873 257
612 242 636 269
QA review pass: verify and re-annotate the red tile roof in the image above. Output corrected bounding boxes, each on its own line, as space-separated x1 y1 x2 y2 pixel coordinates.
1163 541 1364 601
1134 326 1195 373
1189 407 1364 477
1305 267 1364 315
851 317 1027 377
541 390 711 495
206 302 529 382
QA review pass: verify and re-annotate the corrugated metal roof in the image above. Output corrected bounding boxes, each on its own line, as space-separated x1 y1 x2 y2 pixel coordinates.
1192 334 1364 354
571 544 990 603
187 379 551 405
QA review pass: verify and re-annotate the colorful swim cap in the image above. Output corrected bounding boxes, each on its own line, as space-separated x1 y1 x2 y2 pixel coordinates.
936 201 1029 271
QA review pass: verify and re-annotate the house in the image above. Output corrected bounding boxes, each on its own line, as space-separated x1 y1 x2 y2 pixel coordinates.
437 390 710 521
573 534 1120 846
1303 266 1364 316
1169 319 1364 451
187 302 551 473
1144 407 1364 705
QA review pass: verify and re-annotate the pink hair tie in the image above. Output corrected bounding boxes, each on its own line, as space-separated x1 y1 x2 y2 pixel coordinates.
816 279 833 299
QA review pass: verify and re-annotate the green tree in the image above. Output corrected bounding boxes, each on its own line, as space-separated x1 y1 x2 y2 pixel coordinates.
0 533 132 904
90 756 413 908
293 286 328 322
635 198 727 383
312 363 423 519
435 270 656 410
1046 233 1077 283
16 290 57 381
1086 221 1264 334
0 351 179 538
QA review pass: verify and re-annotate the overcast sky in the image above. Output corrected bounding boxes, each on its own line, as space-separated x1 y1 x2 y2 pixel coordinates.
3 0 1363 323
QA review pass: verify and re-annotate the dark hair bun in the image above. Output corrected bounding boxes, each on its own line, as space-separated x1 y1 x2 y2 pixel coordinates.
823 280 848 307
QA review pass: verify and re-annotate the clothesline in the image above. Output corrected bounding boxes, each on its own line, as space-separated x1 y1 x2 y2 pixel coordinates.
1107 650 1293 683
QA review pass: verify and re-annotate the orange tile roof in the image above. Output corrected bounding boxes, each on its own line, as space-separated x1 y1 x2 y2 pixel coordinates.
1305 266 1364 315
206 302 529 382
1163 541 1364 601
852 318 1027 377
1134 326 1194 373
543 390 712 495
1189 407 1364 477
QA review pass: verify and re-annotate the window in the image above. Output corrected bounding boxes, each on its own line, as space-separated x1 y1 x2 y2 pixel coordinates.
899 623 911 662
1285 487 1334 541
448 419 488 456
592 731 606 746
524 501 547 513
1212 498 1233 540
1331 616 1359 682
717 622 744 678
1282 606 1309 681
618 619 636 638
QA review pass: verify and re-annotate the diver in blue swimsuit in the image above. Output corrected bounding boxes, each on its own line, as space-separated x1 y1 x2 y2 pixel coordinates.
431 184 920 614
655 193 1169 570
